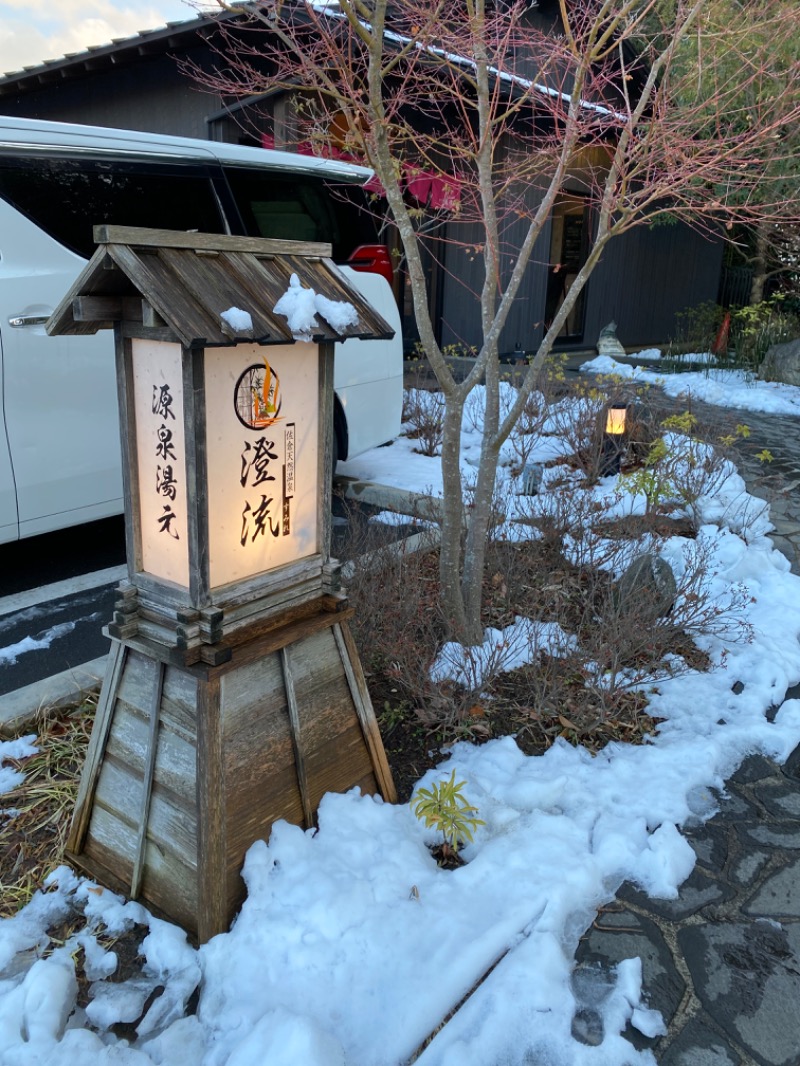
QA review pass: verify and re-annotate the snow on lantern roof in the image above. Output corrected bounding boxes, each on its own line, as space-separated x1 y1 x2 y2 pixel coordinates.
47 226 395 349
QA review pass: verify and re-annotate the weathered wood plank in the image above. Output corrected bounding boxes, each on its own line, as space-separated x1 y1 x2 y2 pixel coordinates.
116 648 169 715
71 295 123 323
91 753 197 861
302 727 377 811
216 605 353 675
94 225 332 259
67 640 127 855
318 342 334 566
82 808 197 933
334 622 397 803
104 703 195 805
158 248 277 341
160 668 200 742
219 652 285 720
218 253 296 341
197 676 228 942
107 244 220 348
131 660 165 899
46 246 112 337
281 646 314 829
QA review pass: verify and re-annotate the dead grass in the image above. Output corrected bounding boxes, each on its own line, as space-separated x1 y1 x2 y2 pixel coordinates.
0 698 95 918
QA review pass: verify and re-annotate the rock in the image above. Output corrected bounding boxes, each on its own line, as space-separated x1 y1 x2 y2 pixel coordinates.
597 320 627 358
759 337 800 386
614 554 677 621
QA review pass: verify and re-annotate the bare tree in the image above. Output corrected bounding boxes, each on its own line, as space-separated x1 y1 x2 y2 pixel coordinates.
195 0 800 644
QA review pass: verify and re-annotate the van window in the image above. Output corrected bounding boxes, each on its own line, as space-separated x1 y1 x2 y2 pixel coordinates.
223 167 380 261
0 156 227 259
224 167 339 246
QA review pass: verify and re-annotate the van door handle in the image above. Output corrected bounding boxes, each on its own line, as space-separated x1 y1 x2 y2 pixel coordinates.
8 314 50 327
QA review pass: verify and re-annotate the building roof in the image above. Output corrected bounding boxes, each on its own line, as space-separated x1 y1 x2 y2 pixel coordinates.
47 226 395 349
0 10 225 92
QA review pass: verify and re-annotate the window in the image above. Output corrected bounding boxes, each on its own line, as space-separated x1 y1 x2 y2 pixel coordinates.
223 167 380 262
0 155 227 259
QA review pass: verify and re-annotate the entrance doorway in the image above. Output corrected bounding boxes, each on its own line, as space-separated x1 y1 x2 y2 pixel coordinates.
545 196 590 341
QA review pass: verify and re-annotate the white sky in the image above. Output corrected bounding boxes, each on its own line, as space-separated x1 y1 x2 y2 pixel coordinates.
0 1 216 77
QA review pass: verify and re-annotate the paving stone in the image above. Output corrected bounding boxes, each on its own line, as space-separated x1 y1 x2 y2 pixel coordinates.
744 857 800 919
571 960 617 1006
711 787 759 820
679 920 800 1065
729 755 781 786
659 1015 742 1066
618 868 732 921
687 823 729 871
743 824 800 850
781 742 800 782
575 906 685 1031
730 848 772 889
754 779 800 820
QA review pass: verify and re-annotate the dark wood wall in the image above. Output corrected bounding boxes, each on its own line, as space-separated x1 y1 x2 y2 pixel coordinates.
583 220 724 349
439 187 723 356
438 214 551 356
0 51 218 140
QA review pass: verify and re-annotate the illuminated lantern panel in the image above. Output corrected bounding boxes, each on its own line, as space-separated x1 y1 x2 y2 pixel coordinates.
131 340 190 587
205 342 319 589
605 404 628 436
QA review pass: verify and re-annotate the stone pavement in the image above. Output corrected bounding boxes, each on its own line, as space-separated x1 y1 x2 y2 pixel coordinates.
572 394 800 1066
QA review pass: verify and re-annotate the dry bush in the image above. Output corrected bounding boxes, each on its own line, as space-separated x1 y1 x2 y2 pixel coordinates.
342 380 756 772
402 387 445 456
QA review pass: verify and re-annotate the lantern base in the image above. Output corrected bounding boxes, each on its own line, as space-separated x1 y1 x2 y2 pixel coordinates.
108 557 342 659
66 598 395 943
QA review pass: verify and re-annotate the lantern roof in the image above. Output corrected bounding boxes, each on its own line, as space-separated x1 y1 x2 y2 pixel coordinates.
47 226 396 349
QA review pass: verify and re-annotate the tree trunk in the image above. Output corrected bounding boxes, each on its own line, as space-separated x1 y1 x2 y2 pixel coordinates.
749 222 770 304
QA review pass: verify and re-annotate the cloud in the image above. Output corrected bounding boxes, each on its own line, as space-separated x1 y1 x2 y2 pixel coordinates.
0 1 205 76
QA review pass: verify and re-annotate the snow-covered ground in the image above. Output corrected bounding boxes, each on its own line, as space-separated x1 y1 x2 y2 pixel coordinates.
583 352 800 416
3 368 800 1066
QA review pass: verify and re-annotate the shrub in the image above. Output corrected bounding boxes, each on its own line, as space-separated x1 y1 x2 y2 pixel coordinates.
411 770 485 857
403 387 445 456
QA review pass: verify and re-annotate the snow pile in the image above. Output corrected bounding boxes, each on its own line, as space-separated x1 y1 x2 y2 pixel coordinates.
219 306 253 334
0 735 37 795
273 273 358 340
431 617 576 688
582 354 800 415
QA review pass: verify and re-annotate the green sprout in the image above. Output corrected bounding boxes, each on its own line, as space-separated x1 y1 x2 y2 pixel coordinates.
411 770 485 857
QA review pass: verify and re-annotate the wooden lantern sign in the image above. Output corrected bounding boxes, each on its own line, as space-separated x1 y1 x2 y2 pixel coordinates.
47 227 397 942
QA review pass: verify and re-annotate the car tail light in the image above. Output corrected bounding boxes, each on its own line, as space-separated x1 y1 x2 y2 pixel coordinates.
346 244 394 287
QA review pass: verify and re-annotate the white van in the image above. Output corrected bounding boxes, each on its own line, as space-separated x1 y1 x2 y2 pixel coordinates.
0 116 402 545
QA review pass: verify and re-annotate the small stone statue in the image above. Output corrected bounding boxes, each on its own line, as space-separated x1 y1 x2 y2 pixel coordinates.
597 321 626 358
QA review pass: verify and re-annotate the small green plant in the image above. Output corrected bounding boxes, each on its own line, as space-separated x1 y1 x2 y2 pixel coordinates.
719 423 752 447
660 412 699 435
620 436 676 516
411 770 485 857
729 295 799 373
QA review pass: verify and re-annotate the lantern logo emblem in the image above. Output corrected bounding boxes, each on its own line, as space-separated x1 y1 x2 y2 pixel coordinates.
234 358 283 430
